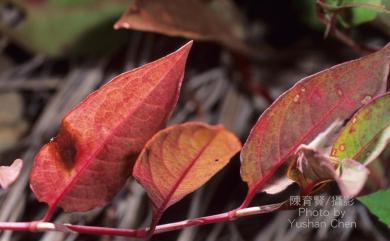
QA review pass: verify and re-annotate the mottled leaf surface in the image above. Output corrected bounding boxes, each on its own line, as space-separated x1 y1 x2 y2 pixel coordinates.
359 188 390 227
0 159 23 189
240 43 389 207
332 93 390 165
133 122 241 230
30 42 192 217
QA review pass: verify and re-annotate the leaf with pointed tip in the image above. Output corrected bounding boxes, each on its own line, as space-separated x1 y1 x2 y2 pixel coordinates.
114 0 254 56
0 159 23 189
240 43 389 207
358 188 390 228
331 93 390 165
287 146 368 198
133 122 241 231
30 42 192 219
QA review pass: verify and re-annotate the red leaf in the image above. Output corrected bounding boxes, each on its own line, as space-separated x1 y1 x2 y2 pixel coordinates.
240 43 390 208
133 122 241 232
0 159 23 189
30 41 192 220
114 0 254 56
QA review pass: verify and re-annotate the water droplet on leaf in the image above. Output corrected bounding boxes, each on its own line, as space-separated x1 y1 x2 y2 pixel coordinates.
361 96 372 104
293 94 300 103
339 144 345 151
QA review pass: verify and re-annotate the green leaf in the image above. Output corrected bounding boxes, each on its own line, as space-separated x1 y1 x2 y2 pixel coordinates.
376 0 390 36
331 93 390 165
358 189 390 227
347 0 381 25
0 0 129 57
324 0 388 26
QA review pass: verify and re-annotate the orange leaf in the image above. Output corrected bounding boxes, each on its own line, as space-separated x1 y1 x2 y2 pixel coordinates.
30 42 192 219
133 122 241 232
0 159 23 189
240 43 390 207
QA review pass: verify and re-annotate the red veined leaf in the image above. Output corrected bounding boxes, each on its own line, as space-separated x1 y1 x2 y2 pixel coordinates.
133 122 241 232
287 146 368 198
331 92 390 165
0 159 23 189
261 120 344 195
240 43 390 208
30 41 193 220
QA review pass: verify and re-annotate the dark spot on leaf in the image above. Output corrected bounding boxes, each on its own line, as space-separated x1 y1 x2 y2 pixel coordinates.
53 127 76 171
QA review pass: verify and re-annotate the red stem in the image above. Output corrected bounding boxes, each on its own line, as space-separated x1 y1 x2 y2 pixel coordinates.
0 222 31 232
0 203 283 238
239 161 287 208
233 53 274 105
42 206 56 222
67 225 145 238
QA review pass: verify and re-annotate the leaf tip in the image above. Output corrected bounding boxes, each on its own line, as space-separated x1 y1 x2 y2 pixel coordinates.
113 19 129 30
177 40 193 58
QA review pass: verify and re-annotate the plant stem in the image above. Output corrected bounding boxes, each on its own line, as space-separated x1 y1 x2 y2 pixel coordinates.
0 203 284 238
315 0 378 53
232 53 274 105
317 1 390 14
42 206 56 222
0 221 68 232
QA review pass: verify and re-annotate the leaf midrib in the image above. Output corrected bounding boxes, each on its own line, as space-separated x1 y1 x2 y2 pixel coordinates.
152 129 220 226
49 58 181 211
245 57 388 200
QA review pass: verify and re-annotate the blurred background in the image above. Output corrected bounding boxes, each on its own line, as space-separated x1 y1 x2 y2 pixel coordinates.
0 0 389 240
